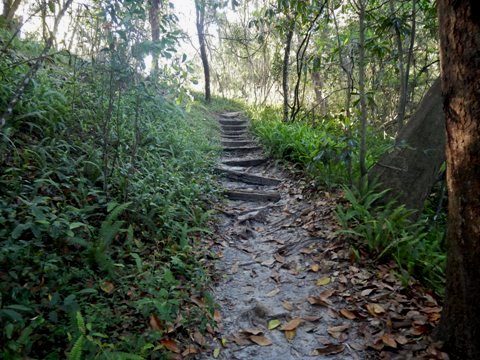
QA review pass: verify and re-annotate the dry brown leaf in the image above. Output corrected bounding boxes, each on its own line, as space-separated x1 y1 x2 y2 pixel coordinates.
310 344 345 356
182 345 198 356
274 253 286 263
266 288 280 297
261 258 275 266
241 328 263 335
214 309 222 322
284 329 296 341
340 309 357 320
160 338 180 353
231 334 251 346
250 335 272 346
149 314 162 331
282 301 294 311
396 335 409 345
230 262 239 274
303 315 321 322
193 331 206 346
327 324 350 334
366 303 385 316
280 318 303 331
307 296 329 307
382 334 397 348
361 288 375 297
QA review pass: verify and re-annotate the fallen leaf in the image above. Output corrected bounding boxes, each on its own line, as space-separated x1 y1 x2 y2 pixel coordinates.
250 335 272 346
161 338 180 353
340 309 357 320
366 303 385 316
101 281 114 294
221 337 228 347
316 276 331 286
284 329 296 341
382 334 397 348
213 348 220 358
303 315 321 322
231 334 251 346
307 296 329 307
268 319 282 330
149 314 162 331
214 309 222 322
230 262 239 274
241 328 263 335
182 345 198 356
361 288 374 297
310 263 320 272
261 258 275 266
274 253 286 263
280 318 303 331
310 344 345 356
266 288 280 297
396 335 409 345
282 301 294 311
193 331 206 346
327 324 350 335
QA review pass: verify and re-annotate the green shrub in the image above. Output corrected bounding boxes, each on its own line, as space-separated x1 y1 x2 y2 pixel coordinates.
336 183 446 294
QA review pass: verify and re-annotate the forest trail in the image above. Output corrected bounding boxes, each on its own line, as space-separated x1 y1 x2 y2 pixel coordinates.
203 111 363 359
200 112 445 360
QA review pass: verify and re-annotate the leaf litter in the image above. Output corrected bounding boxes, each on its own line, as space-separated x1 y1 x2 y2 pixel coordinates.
195 113 447 359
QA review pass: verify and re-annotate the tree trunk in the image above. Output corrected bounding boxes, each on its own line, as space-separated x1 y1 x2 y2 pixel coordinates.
1 0 22 29
148 0 160 74
311 71 327 116
282 23 294 122
358 0 368 179
389 0 407 131
368 78 444 214
436 1 480 359
195 0 211 102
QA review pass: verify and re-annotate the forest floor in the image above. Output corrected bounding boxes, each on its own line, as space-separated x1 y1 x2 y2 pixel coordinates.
198 111 448 360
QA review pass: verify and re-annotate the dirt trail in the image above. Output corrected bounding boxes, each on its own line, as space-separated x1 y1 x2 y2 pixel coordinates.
200 112 364 359
199 112 444 360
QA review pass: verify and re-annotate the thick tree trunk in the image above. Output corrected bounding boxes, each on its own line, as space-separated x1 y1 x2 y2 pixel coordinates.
368 78 444 214
282 24 294 122
195 0 211 102
436 1 480 359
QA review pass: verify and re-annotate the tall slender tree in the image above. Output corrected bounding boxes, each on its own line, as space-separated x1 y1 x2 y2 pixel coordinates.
195 0 211 102
436 1 480 359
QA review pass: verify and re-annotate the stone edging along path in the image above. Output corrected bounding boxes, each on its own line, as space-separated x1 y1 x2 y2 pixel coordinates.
197 111 445 360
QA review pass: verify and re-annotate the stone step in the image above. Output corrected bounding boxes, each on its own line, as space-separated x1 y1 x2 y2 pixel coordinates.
222 125 248 132
216 167 281 186
224 189 281 202
223 146 262 154
222 158 267 167
221 111 242 118
222 135 249 141
219 119 247 126
222 140 255 147
222 131 248 136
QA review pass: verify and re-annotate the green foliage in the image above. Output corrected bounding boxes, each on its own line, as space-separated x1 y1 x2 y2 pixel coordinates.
0 24 220 358
249 106 389 187
336 183 446 294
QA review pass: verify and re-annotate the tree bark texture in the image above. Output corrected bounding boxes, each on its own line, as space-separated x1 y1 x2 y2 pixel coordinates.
195 0 211 102
1 0 22 29
358 0 368 178
368 78 444 214
436 1 480 359
282 24 294 122
148 0 160 73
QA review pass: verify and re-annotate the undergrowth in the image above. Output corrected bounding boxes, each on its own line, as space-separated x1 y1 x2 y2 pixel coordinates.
249 105 446 295
0 31 223 358
336 183 446 294
249 106 390 187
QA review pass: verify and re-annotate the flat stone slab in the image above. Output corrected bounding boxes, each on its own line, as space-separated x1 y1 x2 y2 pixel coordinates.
222 131 248 136
222 135 249 140
223 146 262 153
223 158 267 167
222 140 255 147
221 111 242 118
219 119 247 126
224 189 281 202
222 125 248 131
216 167 281 186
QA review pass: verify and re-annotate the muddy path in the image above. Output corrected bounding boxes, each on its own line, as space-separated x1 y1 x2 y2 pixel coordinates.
199 112 444 360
